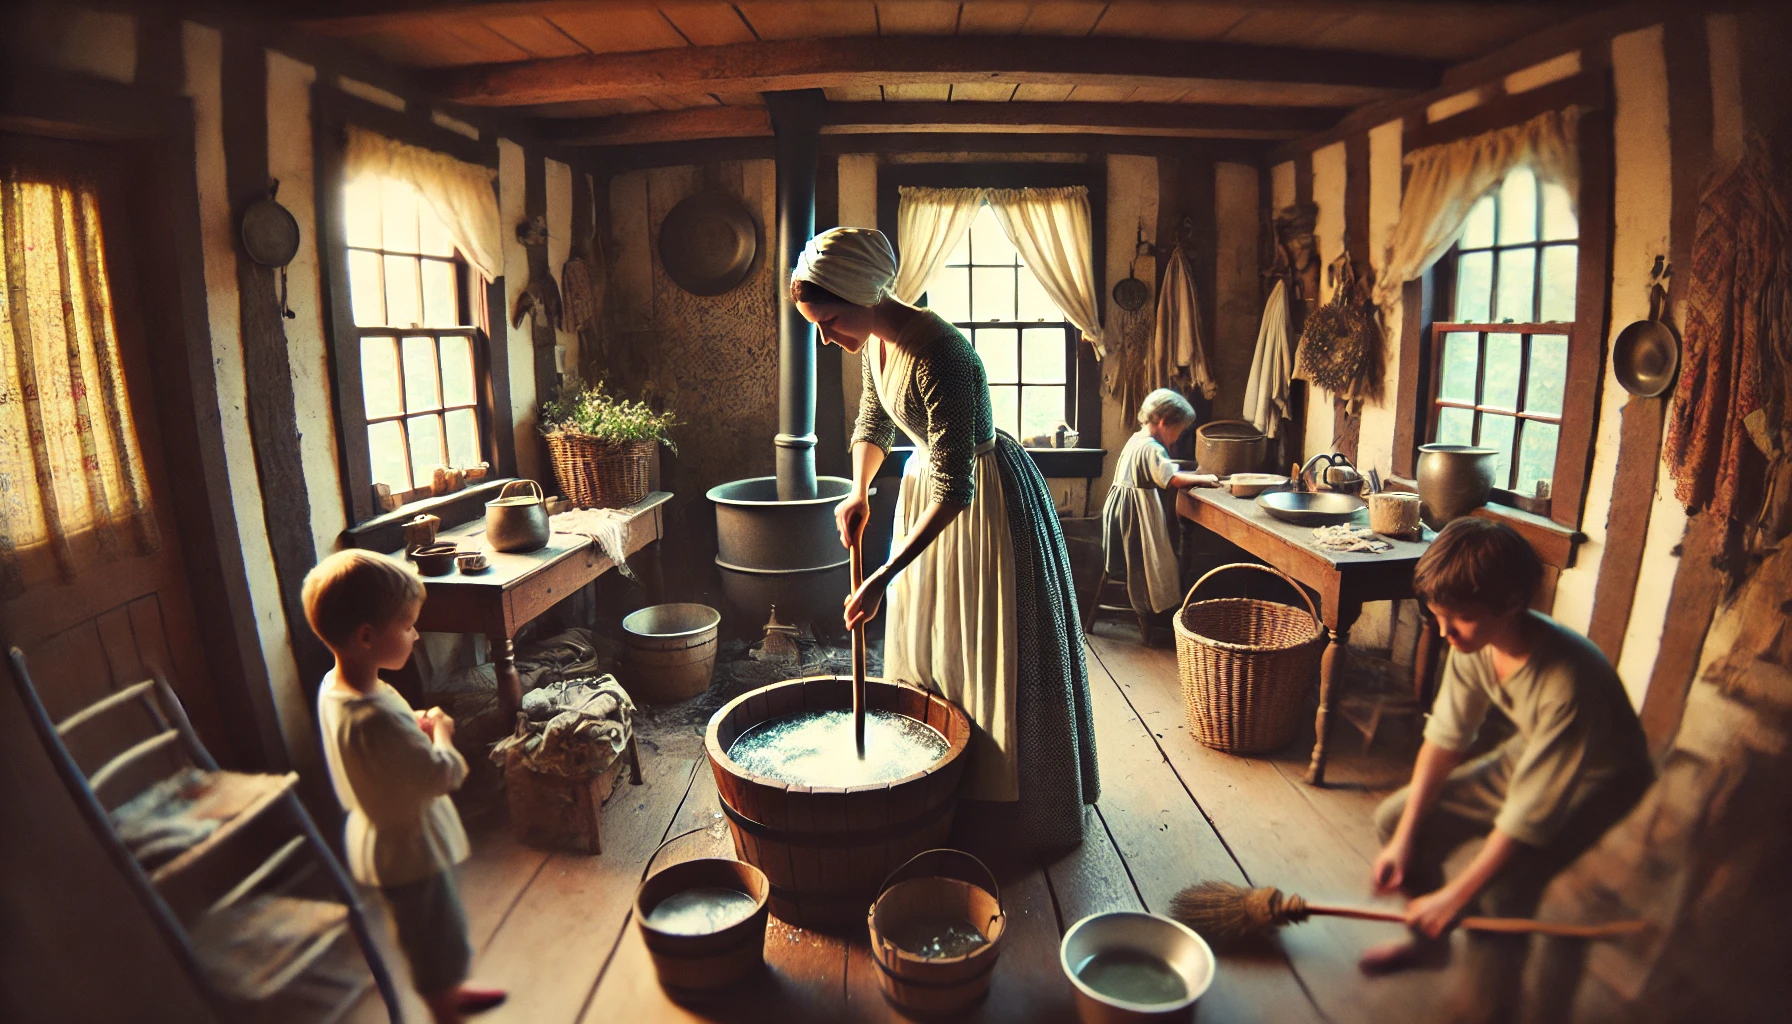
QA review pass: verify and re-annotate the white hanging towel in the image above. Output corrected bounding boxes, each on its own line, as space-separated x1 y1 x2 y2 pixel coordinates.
1150 247 1217 399
1243 279 1294 439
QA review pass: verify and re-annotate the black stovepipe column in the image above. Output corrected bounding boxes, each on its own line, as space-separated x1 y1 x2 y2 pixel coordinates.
766 89 824 501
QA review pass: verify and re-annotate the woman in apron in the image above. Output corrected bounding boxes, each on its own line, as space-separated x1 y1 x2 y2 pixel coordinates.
792 227 1098 856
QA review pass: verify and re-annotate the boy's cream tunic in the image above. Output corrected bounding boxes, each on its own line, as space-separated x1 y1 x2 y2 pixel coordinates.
1423 612 1651 846
317 674 470 886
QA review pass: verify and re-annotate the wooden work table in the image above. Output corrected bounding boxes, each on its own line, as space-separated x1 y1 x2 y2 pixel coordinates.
1176 487 1438 786
395 492 671 719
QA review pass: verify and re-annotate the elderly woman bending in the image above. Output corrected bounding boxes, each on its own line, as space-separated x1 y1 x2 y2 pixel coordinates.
793 226 1098 856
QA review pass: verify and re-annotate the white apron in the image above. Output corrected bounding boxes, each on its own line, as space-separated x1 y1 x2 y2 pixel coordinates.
870 338 1021 801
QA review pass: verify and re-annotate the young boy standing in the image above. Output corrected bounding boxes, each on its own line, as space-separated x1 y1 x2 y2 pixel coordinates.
1364 518 1653 1022
302 550 505 1023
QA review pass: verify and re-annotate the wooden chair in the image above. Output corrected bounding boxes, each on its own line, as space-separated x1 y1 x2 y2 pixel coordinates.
5 646 400 1024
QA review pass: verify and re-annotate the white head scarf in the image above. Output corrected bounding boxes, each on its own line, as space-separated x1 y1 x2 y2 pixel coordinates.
792 227 898 307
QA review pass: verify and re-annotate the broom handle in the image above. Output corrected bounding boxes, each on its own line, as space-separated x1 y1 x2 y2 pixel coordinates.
850 535 866 755
1303 902 1646 939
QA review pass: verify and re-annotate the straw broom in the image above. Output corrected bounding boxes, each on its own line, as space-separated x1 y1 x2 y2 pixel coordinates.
1169 880 1647 946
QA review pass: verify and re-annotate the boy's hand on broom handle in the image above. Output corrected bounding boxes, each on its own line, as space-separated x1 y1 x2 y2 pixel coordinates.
1405 885 1472 940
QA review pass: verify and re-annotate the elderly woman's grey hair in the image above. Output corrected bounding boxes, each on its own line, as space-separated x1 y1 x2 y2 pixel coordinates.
1137 388 1196 426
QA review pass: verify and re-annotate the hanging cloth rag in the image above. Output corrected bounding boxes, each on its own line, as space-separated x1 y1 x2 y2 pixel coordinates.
1151 247 1218 399
1243 279 1295 439
1664 140 1791 522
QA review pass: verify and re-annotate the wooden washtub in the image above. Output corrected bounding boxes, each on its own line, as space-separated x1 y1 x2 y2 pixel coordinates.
704 675 972 928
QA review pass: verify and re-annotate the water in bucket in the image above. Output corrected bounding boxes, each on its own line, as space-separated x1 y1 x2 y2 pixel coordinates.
727 708 948 787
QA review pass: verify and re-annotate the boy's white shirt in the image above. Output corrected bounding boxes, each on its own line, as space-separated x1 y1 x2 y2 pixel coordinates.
316 670 470 886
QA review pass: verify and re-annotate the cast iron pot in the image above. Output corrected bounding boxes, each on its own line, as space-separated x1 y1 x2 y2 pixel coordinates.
485 479 551 553
1416 444 1498 525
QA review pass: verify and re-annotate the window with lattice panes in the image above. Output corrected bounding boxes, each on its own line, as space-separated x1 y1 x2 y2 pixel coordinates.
1429 166 1578 504
343 175 486 504
924 203 1076 446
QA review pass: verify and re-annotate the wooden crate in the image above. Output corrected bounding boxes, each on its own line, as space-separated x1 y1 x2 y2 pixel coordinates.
504 736 643 854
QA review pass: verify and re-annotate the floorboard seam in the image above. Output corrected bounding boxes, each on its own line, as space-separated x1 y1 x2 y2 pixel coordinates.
1268 759 1381 870
572 757 702 1024
1085 640 1255 885
1087 636 1339 1024
1090 803 1149 912
478 852 553 955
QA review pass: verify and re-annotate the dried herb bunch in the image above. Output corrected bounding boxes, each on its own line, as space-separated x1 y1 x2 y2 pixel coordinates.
540 378 677 454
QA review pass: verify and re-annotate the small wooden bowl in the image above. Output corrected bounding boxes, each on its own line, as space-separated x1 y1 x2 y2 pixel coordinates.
410 543 458 576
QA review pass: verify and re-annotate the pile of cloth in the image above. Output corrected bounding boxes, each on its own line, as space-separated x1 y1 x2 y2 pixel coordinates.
1310 524 1392 554
489 674 635 778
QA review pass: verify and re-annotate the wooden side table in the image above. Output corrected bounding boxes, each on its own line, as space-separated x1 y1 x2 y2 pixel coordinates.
397 492 671 720
1175 488 1442 785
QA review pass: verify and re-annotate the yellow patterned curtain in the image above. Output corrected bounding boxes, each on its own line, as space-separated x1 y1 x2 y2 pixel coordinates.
0 170 158 598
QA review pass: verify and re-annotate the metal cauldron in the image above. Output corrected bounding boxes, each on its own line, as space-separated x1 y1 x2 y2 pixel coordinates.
485 479 551 553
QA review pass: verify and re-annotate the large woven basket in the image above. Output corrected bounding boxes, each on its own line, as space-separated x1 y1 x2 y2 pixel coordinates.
1173 563 1323 753
546 433 653 509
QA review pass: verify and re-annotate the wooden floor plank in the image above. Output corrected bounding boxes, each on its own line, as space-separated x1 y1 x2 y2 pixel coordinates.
1081 646 1326 1024
472 753 698 1024
1045 804 1146 925
1088 631 1470 1024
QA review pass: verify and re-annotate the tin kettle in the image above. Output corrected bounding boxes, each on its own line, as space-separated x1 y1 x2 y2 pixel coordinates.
485 479 551 553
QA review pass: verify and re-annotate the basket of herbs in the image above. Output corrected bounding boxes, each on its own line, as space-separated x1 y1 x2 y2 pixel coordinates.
540 380 676 509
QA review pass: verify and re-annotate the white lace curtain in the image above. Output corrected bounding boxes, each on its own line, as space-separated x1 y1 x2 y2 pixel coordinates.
343 125 502 282
1373 106 1581 320
895 185 1104 351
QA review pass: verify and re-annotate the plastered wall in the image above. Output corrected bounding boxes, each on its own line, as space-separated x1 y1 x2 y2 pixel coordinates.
1284 19 1750 707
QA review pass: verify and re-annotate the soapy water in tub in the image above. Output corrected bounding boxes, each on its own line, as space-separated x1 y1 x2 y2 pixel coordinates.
726 709 949 787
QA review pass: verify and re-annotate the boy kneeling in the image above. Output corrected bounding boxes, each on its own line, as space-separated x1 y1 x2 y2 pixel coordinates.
1364 518 1652 1021
303 551 505 1023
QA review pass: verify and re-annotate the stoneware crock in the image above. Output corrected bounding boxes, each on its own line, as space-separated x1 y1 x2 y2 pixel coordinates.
1415 444 1498 524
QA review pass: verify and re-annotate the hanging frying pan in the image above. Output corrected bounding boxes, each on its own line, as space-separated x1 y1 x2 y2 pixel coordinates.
240 183 301 320
241 196 300 268
1112 274 1149 311
1614 261 1678 397
658 189 758 297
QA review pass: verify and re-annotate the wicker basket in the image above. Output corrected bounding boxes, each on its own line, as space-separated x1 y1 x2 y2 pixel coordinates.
1173 563 1323 753
546 433 654 509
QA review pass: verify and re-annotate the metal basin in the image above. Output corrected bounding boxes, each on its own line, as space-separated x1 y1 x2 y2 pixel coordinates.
1255 490 1366 526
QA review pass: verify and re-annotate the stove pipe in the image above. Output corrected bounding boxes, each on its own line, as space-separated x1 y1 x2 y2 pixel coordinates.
767 90 823 501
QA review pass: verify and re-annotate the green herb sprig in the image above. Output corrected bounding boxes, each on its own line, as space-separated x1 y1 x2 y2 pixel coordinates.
539 378 677 454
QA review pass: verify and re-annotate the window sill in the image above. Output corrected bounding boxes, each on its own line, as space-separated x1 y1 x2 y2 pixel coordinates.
342 478 517 553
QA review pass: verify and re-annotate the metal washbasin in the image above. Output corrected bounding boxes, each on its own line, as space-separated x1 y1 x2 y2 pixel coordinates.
1256 490 1366 526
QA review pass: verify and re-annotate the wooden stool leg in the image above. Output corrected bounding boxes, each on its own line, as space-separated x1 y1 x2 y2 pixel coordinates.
626 732 644 785
1137 613 1153 647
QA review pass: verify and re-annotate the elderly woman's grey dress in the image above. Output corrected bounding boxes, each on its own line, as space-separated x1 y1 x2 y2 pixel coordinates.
855 309 1098 854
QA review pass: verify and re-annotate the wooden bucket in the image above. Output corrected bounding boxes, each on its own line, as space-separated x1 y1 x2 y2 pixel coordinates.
635 829 772 996
622 603 720 705
704 675 973 929
868 849 1007 1016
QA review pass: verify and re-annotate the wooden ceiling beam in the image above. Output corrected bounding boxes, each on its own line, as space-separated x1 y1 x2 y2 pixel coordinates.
291 1 1593 38
537 101 1346 146
590 133 1275 174
428 37 1445 108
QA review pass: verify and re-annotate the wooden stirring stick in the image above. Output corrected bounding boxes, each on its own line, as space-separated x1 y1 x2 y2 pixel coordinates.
850 533 867 755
